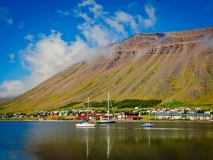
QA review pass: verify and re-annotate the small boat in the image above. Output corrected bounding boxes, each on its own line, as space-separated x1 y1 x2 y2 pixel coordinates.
141 123 154 128
98 119 116 124
141 111 154 128
75 119 95 127
75 97 96 127
99 92 116 124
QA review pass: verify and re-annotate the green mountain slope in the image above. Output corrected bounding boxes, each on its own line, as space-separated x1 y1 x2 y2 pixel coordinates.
1 27 213 113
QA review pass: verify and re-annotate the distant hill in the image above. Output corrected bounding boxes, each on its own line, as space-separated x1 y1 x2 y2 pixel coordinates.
1 27 213 113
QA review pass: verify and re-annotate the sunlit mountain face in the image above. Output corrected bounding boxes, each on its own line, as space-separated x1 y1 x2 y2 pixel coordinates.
0 27 213 113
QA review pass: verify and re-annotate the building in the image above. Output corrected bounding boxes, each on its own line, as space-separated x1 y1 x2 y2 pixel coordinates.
155 113 182 120
155 112 211 120
182 113 211 120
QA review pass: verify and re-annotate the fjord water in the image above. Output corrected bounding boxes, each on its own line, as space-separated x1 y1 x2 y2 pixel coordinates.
0 121 213 160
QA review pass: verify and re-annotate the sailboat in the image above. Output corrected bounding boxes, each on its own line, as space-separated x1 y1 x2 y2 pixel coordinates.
75 97 96 127
141 110 154 128
98 92 116 124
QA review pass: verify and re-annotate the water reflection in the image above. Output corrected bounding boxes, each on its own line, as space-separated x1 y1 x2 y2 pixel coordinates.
105 125 112 159
2 122 212 160
76 128 92 160
86 130 89 159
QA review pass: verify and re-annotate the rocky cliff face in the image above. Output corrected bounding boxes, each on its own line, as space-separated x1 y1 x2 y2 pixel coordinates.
1 27 213 113
114 27 213 55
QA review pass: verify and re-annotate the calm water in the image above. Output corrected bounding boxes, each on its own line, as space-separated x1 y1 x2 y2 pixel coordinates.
0 121 213 160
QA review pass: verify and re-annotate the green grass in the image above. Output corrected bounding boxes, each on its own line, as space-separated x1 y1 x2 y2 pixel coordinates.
58 102 82 110
0 105 12 111
161 101 195 107
161 101 213 109
142 115 155 120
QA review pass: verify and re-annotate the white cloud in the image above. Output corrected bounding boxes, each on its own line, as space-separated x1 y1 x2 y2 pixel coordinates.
105 11 138 36
8 30 111 98
0 0 157 99
24 34 34 42
75 0 157 45
128 1 137 8
9 53 15 63
105 17 127 36
77 13 93 23
104 5 156 36
78 23 113 47
0 80 25 98
78 0 95 7
75 0 106 24
143 5 156 29
0 7 13 25
20 31 70 74
0 31 96 98
57 10 71 16
198 34 213 50
6 17 13 25
88 2 104 19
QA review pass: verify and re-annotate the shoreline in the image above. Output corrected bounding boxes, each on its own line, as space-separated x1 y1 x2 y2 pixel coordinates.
0 119 212 123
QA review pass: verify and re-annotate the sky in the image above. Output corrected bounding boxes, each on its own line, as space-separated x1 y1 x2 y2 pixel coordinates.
0 0 213 99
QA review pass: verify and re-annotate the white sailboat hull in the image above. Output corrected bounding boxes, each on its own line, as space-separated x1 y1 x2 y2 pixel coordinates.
75 97 96 128
75 122 96 127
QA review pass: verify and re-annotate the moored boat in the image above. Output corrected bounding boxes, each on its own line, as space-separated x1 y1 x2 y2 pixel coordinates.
98 119 116 124
75 119 95 127
98 92 116 124
75 97 96 127
141 110 154 128
141 123 154 128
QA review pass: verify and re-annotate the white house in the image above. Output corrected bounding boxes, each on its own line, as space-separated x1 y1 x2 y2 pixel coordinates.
181 113 211 120
155 113 211 120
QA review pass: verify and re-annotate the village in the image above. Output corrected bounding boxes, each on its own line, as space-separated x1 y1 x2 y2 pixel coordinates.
1 106 213 121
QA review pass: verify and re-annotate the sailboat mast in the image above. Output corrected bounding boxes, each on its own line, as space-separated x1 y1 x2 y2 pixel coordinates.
87 97 89 120
149 110 151 123
149 111 150 123
108 92 109 120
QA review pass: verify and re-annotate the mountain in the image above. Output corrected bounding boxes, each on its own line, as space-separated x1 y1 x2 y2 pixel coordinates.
1 27 213 113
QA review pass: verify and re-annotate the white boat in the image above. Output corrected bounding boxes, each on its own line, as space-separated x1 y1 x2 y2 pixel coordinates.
141 111 154 128
75 119 96 127
75 97 96 127
99 92 116 124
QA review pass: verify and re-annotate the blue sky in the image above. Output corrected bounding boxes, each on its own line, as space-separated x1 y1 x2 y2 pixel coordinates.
0 0 213 98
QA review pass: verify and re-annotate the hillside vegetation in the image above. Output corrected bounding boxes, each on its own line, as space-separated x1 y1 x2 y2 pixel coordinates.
0 27 213 113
